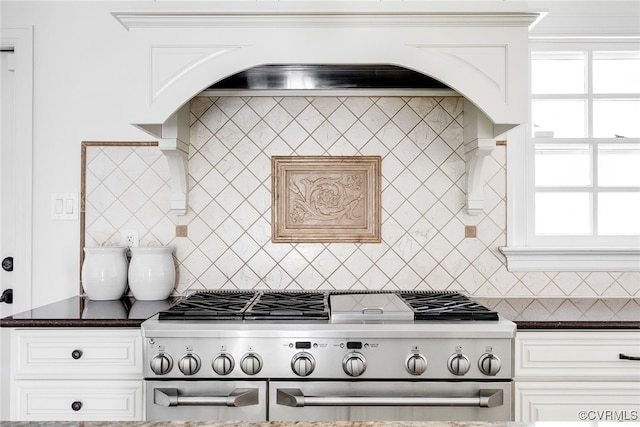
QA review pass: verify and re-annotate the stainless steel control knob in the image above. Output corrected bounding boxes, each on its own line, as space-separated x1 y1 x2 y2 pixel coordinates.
447 353 470 376
240 353 263 375
291 352 316 377
342 352 367 377
212 353 235 375
150 353 173 375
178 354 201 375
478 353 501 376
406 353 427 375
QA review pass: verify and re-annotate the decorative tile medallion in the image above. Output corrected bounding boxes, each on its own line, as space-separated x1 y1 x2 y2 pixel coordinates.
272 156 381 243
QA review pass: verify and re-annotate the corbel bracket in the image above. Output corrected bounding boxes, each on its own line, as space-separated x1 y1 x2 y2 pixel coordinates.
158 105 190 216
463 99 499 216
464 138 496 215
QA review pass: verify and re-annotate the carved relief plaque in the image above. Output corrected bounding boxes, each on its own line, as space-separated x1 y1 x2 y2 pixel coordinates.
272 156 381 243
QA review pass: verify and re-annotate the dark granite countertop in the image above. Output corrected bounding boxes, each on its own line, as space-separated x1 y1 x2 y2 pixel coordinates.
1 295 638 329
0 296 178 327
476 297 640 329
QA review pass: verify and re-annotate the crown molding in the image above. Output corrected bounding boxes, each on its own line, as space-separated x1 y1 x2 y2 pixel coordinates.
112 10 540 30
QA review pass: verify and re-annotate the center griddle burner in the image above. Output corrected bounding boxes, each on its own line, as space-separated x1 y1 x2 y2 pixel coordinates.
158 290 499 322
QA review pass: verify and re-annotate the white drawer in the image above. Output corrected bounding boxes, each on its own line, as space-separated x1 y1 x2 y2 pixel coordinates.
516 331 640 380
516 381 640 422
12 329 142 379
11 380 143 421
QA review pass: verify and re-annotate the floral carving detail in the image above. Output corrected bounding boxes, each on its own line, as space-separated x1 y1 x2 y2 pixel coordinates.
289 174 364 223
272 156 380 243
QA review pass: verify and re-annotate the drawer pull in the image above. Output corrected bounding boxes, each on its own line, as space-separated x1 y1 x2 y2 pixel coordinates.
276 388 504 408
71 401 82 411
71 349 83 360
619 353 640 361
154 387 259 407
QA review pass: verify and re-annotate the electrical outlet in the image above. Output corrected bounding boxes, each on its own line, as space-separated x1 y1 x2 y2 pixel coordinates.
121 229 139 247
464 225 477 238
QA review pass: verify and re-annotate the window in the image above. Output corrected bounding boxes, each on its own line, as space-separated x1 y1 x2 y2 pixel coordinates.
502 41 640 271
531 47 640 245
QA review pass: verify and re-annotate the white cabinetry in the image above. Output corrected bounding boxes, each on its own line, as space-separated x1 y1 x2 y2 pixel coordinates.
515 331 640 422
10 328 143 421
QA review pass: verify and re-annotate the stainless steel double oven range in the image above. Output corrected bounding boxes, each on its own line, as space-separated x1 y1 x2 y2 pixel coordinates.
142 290 515 421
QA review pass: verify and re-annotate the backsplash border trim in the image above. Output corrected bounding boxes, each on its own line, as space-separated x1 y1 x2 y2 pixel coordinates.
80 141 159 296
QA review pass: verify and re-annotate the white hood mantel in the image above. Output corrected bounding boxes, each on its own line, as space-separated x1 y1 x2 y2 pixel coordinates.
112 2 541 216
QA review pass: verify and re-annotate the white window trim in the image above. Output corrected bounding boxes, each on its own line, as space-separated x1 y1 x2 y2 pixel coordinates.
501 40 640 272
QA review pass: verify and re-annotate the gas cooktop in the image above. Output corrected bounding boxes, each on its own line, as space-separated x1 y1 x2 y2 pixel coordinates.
158 290 499 322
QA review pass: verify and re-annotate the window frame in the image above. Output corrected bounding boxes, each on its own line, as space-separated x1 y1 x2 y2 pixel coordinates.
502 39 640 271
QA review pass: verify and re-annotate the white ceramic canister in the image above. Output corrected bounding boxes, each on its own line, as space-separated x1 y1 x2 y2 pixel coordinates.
128 246 175 300
81 246 129 300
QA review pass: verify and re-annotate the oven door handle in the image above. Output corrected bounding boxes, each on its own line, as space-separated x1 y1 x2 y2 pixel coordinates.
276 388 503 408
154 387 259 407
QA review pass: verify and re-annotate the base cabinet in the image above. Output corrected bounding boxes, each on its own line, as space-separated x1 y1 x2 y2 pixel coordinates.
9 328 143 421
13 380 142 421
516 382 639 422
515 331 640 422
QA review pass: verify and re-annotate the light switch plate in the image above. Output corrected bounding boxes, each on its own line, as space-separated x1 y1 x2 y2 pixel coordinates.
51 193 79 220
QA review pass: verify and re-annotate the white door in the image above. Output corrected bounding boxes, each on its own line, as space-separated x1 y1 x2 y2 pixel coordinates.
0 48 15 422
1 49 16 318
0 27 33 318
1 29 33 419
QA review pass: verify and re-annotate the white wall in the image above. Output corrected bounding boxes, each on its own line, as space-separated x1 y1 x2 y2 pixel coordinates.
2 1 154 308
2 0 639 309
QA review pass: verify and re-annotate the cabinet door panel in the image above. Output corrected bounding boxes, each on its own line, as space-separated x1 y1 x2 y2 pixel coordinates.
12 380 143 421
516 331 640 380
12 329 142 379
516 382 640 422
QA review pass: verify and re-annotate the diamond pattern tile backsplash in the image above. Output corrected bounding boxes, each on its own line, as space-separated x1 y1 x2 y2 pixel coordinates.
84 96 639 298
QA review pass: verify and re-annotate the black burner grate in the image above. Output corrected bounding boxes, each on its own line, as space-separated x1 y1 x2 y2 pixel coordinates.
158 290 498 322
245 291 329 321
158 290 256 320
398 291 499 321
158 290 329 321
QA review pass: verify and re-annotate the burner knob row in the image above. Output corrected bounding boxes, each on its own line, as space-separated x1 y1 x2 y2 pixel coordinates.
151 352 261 376
151 351 501 377
447 353 502 376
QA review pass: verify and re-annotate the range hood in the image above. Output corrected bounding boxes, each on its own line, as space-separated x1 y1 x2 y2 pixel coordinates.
208 64 451 91
112 4 540 216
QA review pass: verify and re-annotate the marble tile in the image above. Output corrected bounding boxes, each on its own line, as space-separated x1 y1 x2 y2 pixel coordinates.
84 96 635 298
